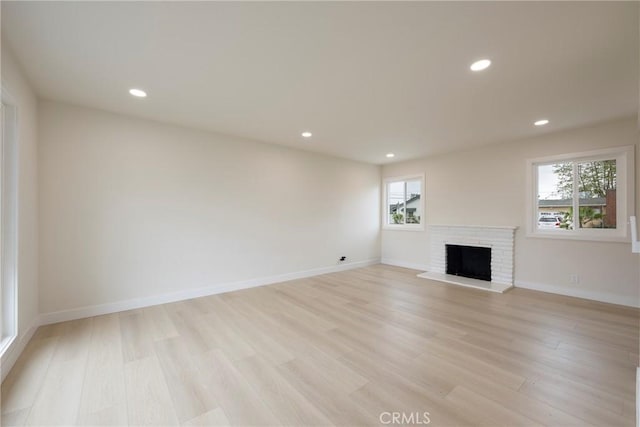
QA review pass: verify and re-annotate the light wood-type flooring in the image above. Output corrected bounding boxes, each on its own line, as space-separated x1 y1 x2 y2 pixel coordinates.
2 265 639 426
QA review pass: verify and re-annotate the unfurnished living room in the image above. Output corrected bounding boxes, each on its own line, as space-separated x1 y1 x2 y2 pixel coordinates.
1 1 639 426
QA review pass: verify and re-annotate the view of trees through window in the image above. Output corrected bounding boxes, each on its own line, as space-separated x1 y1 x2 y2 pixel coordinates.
537 159 617 230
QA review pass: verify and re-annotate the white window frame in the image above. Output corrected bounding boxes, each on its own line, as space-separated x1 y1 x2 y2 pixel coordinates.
526 145 635 242
0 89 19 358
382 174 425 231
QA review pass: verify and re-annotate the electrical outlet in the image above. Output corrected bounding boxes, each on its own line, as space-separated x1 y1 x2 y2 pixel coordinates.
570 274 579 284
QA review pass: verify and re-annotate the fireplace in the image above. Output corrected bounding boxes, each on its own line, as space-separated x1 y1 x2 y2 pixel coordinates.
446 244 491 282
417 225 516 293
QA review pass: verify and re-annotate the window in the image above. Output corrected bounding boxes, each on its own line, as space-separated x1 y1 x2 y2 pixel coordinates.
383 174 424 230
0 95 18 357
527 146 634 241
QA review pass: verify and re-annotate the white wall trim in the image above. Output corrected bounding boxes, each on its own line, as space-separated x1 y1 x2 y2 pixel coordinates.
39 258 380 325
1 315 41 382
515 280 640 308
636 368 640 427
1 90 21 362
380 258 429 272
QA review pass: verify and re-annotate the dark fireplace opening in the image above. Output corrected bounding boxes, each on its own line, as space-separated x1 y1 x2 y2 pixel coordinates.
446 244 491 282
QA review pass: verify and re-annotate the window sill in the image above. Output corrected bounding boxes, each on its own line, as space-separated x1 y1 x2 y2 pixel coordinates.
382 225 425 232
526 230 629 243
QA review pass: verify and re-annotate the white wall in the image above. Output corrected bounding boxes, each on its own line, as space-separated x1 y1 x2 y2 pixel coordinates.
1 47 40 372
382 118 640 307
38 101 381 316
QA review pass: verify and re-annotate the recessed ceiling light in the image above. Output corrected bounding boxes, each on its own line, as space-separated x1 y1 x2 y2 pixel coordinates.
534 119 550 126
386 153 395 158
301 131 312 138
129 88 147 98
470 59 491 71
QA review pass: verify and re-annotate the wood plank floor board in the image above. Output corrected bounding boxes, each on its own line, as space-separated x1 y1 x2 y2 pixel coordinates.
198 311 257 362
76 314 126 422
152 336 218 423
274 311 358 359
23 352 87 425
413 352 590 427
123 354 179 426
333 301 435 348
343 300 466 339
0 337 58 414
2 265 638 426
224 295 356 361
426 332 633 399
445 385 543 427
274 278 353 306
203 297 296 366
326 325 421 367
422 315 637 406
338 346 455 399
22 318 93 426
164 308 214 355
76 403 128 426
505 290 639 328
141 304 180 342
394 298 567 348
193 349 280 426
119 312 154 363
291 347 370 395
344 354 481 427
182 407 230 426
519 371 633 417
349 380 472 427
415 338 528 391
279 291 430 360
519 375 632 427
555 340 639 370
275 357 375 426
233 354 333 426
0 407 30 427
308 278 375 305
29 321 72 341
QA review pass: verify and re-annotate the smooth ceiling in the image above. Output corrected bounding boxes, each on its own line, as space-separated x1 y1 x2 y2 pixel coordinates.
2 1 638 164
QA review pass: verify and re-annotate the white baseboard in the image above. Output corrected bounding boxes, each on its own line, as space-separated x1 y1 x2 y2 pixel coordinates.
515 280 640 308
380 258 429 271
39 258 381 325
636 368 639 427
1 316 41 383
380 257 639 308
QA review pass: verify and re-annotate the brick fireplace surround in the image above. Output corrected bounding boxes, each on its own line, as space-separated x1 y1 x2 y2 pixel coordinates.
417 224 517 293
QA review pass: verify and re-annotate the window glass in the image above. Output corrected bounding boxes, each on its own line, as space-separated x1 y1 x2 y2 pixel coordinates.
384 176 423 228
537 163 572 231
405 180 421 224
387 181 405 224
577 160 616 229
